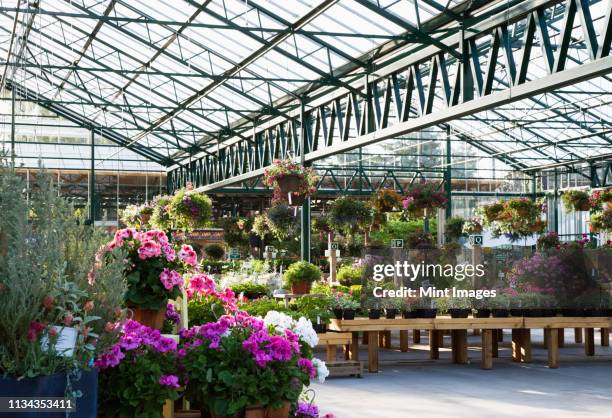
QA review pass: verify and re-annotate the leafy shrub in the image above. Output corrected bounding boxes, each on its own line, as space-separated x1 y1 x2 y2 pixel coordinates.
336 265 364 286
283 261 322 287
240 297 287 317
445 217 466 241
230 282 270 299
205 243 225 260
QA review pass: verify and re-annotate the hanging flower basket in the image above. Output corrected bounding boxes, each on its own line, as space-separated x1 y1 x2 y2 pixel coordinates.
263 160 318 205
562 190 591 212
402 181 447 218
371 189 402 213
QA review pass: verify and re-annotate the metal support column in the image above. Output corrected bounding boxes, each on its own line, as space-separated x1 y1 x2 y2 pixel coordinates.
10 83 15 165
299 99 311 262
445 126 452 219
88 129 96 223
553 169 559 232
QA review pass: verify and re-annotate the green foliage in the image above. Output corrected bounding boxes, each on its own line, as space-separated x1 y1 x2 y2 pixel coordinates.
289 295 332 324
168 189 212 230
370 219 437 244
229 282 270 299
188 295 230 326
216 217 250 249
283 261 322 287
99 347 179 418
0 163 126 378
266 205 298 240
205 243 225 260
327 196 372 235
201 260 240 274
240 298 288 317
561 190 591 212
149 195 173 231
336 265 364 286
445 217 466 241
251 214 270 239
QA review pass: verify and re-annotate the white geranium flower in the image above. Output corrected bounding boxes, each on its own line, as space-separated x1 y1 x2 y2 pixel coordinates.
294 317 319 348
264 311 295 331
312 358 329 383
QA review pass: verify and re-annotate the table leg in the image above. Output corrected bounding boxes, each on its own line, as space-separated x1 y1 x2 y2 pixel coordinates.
378 332 385 348
362 331 368 345
546 329 559 369
438 330 444 348
492 330 499 358
497 329 504 342
585 328 595 356
344 344 350 360
326 344 337 362
367 331 379 372
574 328 582 343
558 328 565 348
413 329 421 344
481 329 493 370
399 330 409 352
512 329 522 362
163 400 174 418
350 332 360 361
600 328 609 347
429 330 439 360
384 330 392 349
521 329 532 363
473 329 481 336
451 329 468 364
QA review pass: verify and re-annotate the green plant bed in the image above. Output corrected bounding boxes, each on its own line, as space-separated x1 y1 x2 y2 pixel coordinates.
230 282 270 299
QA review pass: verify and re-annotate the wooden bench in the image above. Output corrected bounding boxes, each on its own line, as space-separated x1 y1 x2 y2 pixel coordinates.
316 332 362 377
329 317 612 373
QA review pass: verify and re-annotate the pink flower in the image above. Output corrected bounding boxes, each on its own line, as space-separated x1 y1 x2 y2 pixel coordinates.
27 321 46 342
159 374 180 389
160 268 184 290
178 244 198 266
137 240 162 260
188 274 216 297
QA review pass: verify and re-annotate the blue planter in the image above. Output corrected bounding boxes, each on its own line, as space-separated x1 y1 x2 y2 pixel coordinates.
0 369 98 417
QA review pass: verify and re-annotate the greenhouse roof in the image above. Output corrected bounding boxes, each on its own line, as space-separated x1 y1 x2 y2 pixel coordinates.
0 0 610 184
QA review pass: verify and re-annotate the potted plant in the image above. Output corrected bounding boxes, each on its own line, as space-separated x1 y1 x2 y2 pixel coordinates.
462 218 483 235
371 189 402 213
100 229 197 329
590 189 612 211
336 265 364 286
562 190 591 212
340 299 360 320
292 295 333 334
327 196 373 236
263 159 319 205
167 189 213 231
267 205 299 240
406 231 436 249
120 203 154 229
0 166 127 418
447 297 471 318
473 298 491 318
364 298 382 320
283 261 322 295
590 209 612 232
478 198 545 241
96 320 181 417
402 181 448 218
205 243 226 260
180 311 328 418
481 202 505 223
414 297 437 318
382 299 401 319
401 298 418 318
445 217 466 242
491 292 511 317
150 194 173 231
537 231 560 250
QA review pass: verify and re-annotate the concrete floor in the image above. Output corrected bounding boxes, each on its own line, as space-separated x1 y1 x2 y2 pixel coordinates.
312 329 612 418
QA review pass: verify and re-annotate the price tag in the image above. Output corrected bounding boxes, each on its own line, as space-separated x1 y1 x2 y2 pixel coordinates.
330 242 339 250
469 235 483 246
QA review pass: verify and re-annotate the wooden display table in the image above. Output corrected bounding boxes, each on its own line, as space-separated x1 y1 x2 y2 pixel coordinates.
329 317 612 373
316 332 362 377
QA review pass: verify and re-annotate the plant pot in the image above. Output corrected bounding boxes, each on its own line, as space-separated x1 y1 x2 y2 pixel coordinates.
333 308 344 320
141 213 151 226
288 193 305 207
245 404 266 418
385 308 398 319
277 174 303 194
342 309 355 320
492 309 509 318
291 281 311 295
131 307 165 329
474 309 491 318
266 401 291 418
368 309 381 320
415 308 437 318
524 308 543 317
575 201 591 211
402 310 418 319
448 308 470 318
509 308 524 317
0 369 97 418
311 321 327 334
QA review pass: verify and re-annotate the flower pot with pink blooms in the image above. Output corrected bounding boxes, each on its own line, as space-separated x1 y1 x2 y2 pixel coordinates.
263 159 319 206
402 181 448 219
100 228 199 329
167 188 213 231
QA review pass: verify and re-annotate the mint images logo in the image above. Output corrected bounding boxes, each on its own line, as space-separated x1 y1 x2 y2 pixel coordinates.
372 261 485 282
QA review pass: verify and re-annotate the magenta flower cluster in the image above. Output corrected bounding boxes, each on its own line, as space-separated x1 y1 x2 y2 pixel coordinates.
95 320 177 370
165 304 181 325
295 402 336 418
186 274 238 312
242 327 300 367
159 374 180 389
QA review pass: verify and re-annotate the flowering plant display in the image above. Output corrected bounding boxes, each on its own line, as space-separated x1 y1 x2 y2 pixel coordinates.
561 189 591 212
96 320 181 418
327 196 372 235
371 189 402 213
444 216 466 241
590 209 612 232
186 274 238 326
266 204 299 240
329 289 360 310
263 159 318 205
168 189 213 230
216 216 250 248
120 202 154 228
402 181 447 216
100 228 198 310
293 400 336 418
180 311 328 416
589 189 612 210
150 194 173 230
477 198 545 240
462 218 483 235
537 231 561 250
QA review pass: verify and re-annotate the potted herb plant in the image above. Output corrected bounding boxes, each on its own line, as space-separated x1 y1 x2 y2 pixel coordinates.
401 298 418 318
364 298 382 320
382 299 401 319
263 159 319 205
283 261 322 295
447 297 471 318
414 297 437 318
491 293 511 317
562 190 591 212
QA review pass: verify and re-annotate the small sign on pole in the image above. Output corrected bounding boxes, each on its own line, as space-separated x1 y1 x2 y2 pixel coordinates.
469 235 484 246
391 239 404 249
330 242 339 250
229 248 241 260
